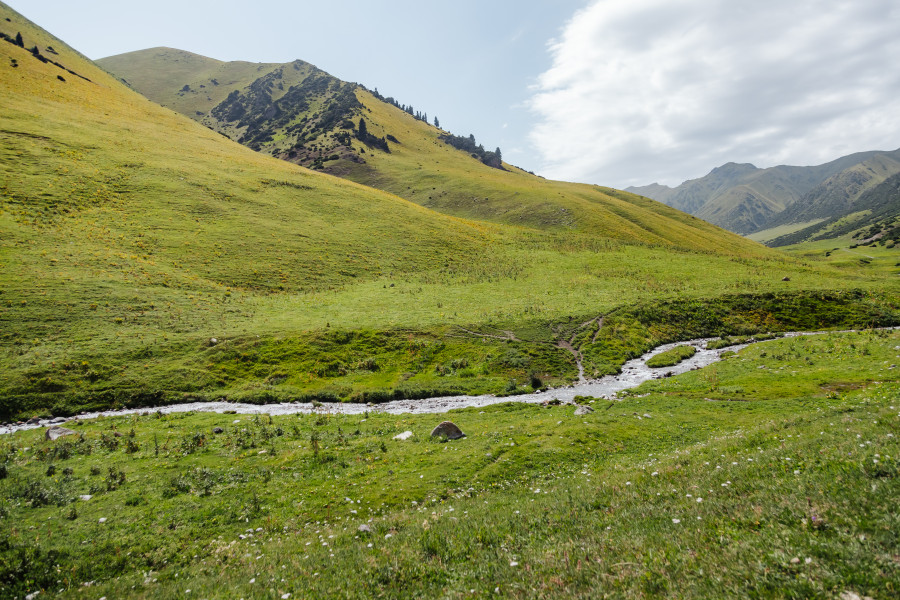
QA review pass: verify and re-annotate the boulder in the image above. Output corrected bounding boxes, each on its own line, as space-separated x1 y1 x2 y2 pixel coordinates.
212 427 224 434
430 421 465 440
26 417 41 425
574 405 594 416
45 426 76 441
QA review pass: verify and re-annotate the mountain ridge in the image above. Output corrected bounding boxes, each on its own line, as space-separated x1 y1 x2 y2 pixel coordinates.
627 149 900 239
96 47 771 253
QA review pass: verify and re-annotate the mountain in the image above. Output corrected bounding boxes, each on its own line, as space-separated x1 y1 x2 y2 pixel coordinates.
626 151 900 236
97 48 765 250
766 170 900 247
763 151 900 229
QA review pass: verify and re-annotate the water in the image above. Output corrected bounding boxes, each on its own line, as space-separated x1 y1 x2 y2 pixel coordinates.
0 329 882 435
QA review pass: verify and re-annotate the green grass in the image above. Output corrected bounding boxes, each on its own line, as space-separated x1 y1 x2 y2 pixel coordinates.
706 332 782 350
1 329 898 598
746 219 826 243
645 344 697 368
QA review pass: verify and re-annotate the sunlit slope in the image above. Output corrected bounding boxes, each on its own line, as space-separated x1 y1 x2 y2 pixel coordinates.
0 6 495 290
99 48 773 256
344 89 770 254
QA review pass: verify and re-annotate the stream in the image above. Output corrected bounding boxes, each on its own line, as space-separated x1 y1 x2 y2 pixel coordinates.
0 330 883 435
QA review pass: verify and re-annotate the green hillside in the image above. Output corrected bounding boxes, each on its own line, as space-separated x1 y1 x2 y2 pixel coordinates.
1 3 897 421
99 48 771 251
766 172 900 249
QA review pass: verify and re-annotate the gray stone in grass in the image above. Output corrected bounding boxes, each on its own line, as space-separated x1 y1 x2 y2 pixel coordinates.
430 421 465 440
212 427 224 434
574 405 594 416
45 426 77 441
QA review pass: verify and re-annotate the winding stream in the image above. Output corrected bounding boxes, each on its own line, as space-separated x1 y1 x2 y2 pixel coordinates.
0 330 884 435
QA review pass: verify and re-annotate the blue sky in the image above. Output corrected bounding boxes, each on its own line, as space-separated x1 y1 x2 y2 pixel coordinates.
6 0 900 188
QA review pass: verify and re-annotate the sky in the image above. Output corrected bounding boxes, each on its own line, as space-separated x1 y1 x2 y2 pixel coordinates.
6 0 900 189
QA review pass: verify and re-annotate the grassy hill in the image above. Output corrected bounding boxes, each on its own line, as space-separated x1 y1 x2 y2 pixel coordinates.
99 48 773 250
2 2 898 422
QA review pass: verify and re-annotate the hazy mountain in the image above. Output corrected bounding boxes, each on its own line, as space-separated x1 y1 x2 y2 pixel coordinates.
767 170 900 247
626 150 900 235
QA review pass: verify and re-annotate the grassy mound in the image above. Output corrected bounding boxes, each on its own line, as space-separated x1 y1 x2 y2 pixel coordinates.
645 344 697 368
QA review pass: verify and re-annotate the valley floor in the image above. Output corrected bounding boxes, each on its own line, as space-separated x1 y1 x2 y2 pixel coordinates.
1 328 898 598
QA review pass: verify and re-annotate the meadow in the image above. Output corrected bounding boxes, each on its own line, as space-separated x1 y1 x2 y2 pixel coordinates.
1 328 898 598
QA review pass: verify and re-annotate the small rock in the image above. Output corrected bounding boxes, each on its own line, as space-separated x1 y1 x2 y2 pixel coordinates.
393 431 413 441
840 592 874 600
358 524 372 533
26 417 41 425
79 495 92 501
212 427 224 434
790 557 800 565
98 518 107 523
45 426 77 441
782 276 791 281
643 413 652 419
574 405 594 416
430 421 465 440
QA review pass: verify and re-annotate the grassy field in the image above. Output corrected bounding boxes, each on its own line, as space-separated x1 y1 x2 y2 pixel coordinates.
1 328 898 598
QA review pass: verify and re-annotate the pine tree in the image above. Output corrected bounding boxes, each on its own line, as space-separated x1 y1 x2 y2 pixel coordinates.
14 32 23 47
495 147 502 162
434 116 440 129
357 118 368 141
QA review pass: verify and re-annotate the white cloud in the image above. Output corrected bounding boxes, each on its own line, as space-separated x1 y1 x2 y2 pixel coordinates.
528 0 900 188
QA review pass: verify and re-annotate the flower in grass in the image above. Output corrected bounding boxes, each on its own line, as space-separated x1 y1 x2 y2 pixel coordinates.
696 498 703 503
510 561 519 567
672 518 681 524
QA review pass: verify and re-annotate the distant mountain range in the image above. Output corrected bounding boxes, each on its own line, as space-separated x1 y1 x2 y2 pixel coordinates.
627 149 900 246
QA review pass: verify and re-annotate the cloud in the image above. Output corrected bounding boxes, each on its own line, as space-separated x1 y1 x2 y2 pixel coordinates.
528 0 900 188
